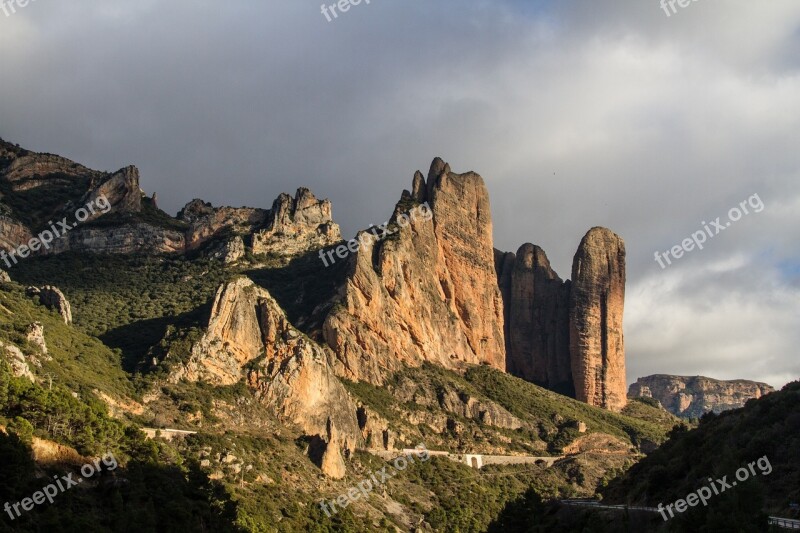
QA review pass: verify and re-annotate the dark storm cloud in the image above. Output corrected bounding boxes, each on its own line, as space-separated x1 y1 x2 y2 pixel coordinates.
1 0 798 386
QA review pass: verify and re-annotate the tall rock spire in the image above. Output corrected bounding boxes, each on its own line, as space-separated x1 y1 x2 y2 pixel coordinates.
569 227 627 411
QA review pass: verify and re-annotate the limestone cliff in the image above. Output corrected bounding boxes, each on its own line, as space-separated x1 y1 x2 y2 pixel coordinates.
323 158 505 385
569 227 626 411
500 228 626 410
0 139 339 260
629 375 775 418
502 244 573 396
252 188 341 257
171 278 360 449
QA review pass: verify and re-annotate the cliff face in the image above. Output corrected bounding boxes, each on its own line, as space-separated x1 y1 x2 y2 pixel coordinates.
322 159 505 385
569 227 627 411
0 140 339 260
629 375 775 418
251 188 341 258
501 228 626 411
171 278 360 447
502 244 573 396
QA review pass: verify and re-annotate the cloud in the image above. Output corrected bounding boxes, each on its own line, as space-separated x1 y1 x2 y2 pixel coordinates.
1 0 798 386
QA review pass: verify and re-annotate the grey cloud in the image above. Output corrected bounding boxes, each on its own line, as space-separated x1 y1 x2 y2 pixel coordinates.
1 0 798 387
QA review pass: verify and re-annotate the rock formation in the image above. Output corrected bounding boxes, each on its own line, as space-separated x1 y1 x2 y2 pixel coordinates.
323 158 505 385
210 236 246 264
0 269 9 283
27 285 73 324
251 188 341 258
2 137 631 411
172 278 267 386
0 139 338 260
179 199 268 250
0 341 34 381
500 228 626 410
569 228 627 411
171 278 360 452
25 322 48 355
629 375 775 418
500 244 573 396
317 419 347 479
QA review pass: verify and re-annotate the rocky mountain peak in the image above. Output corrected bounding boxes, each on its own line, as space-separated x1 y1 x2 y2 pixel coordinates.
569 227 626 411
323 158 506 384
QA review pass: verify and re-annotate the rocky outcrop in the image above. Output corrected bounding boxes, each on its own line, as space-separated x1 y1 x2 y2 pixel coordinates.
323 159 505 385
25 322 48 355
179 200 268 250
172 278 360 448
27 286 73 324
178 189 340 259
0 269 9 283
629 375 775 418
85 166 143 215
438 390 523 430
171 278 265 385
1 139 337 261
317 419 347 479
0 341 34 380
210 236 246 264
569 228 626 411
49 224 186 255
251 188 341 258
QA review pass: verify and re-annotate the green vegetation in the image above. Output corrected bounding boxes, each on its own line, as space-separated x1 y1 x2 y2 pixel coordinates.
603 381 800 526
0 169 95 231
0 283 133 399
0 359 242 532
11 253 232 372
464 365 677 450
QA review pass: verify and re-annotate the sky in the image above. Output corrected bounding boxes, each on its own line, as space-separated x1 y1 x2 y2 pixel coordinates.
1 0 798 388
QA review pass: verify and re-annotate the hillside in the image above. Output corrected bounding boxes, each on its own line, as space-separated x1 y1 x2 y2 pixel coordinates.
0 264 680 532
603 381 800 527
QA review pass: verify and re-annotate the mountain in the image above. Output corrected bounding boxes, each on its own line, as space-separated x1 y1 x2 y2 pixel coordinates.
0 138 663 531
628 374 775 418
1 138 629 411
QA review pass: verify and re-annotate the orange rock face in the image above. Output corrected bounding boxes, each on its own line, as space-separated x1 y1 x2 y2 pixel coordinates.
323 159 506 384
569 227 627 411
